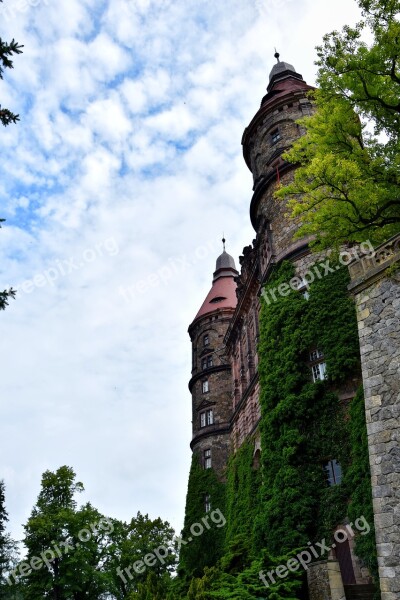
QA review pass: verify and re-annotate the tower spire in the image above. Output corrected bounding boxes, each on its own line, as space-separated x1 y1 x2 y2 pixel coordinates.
222 235 226 252
274 48 280 62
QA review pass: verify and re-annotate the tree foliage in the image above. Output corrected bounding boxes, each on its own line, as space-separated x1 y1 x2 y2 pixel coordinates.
0 0 23 127
0 480 19 597
277 0 400 249
0 0 22 310
14 466 176 599
106 512 176 599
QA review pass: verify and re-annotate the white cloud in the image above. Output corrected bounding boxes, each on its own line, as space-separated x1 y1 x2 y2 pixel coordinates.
0 0 363 545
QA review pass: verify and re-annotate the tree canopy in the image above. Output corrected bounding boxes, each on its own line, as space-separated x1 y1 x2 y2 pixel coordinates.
278 0 400 249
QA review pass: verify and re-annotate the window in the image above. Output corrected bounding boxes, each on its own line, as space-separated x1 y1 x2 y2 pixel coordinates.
324 459 342 486
200 409 213 428
312 362 327 382
203 334 209 347
205 494 211 513
202 380 209 393
310 349 324 362
271 129 280 144
210 296 226 304
297 277 309 300
204 449 211 469
202 355 213 370
310 349 327 382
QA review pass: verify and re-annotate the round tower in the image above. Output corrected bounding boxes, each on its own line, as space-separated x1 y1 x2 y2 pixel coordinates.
242 53 315 268
188 244 238 478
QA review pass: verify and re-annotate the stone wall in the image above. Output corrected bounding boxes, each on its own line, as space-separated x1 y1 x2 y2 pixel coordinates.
308 560 346 600
348 233 400 600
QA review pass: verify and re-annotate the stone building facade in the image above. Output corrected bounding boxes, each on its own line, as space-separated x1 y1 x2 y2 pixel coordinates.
348 234 400 600
187 57 381 599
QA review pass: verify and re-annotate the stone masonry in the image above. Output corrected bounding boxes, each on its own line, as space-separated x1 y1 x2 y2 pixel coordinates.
348 233 400 600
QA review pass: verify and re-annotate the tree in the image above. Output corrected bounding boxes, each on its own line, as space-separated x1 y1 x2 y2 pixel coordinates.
20 466 113 599
278 0 400 249
0 480 19 598
105 512 176 599
0 0 22 309
18 466 176 599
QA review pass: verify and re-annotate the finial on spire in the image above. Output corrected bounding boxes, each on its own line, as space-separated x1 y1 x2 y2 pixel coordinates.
222 235 226 252
274 48 280 63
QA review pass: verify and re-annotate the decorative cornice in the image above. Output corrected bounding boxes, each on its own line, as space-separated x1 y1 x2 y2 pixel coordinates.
242 87 314 170
188 364 231 392
190 422 231 449
188 306 235 338
348 233 400 295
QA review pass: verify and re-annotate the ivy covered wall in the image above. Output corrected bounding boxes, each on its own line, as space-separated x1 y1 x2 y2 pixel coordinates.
178 260 379 598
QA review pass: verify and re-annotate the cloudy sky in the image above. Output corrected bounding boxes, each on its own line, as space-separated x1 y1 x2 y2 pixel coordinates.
0 0 362 543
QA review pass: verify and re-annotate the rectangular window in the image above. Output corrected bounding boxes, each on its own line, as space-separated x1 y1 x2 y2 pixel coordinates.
310 349 324 362
312 362 327 382
324 460 342 486
200 409 213 427
203 334 209 347
202 358 207 370
271 129 280 144
205 494 211 513
207 355 213 368
202 380 209 393
204 449 211 469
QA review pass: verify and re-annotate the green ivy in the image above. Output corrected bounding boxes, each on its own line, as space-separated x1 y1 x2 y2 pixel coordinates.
223 441 261 567
179 259 379 598
178 454 226 581
254 260 377 553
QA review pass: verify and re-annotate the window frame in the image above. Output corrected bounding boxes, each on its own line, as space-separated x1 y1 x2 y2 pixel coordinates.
271 128 281 144
204 449 211 469
323 459 342 486
310 349 327 382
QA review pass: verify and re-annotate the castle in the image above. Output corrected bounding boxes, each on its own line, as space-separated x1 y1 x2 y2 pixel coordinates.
183 56 400 600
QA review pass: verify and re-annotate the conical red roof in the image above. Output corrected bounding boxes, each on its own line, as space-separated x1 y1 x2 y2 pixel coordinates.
192 251 238 322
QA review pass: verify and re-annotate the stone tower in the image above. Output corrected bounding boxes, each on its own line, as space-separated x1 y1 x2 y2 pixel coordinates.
188 246 238 478
242 53 315 263
226 56 319 451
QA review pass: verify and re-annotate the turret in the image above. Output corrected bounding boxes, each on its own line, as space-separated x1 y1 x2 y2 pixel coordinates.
242 53 315 267
187 242 238 478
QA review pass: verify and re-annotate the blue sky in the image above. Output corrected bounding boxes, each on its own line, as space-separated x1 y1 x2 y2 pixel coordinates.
0 0 361 543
